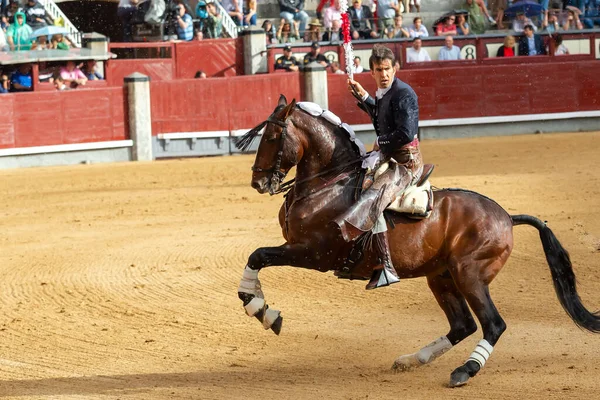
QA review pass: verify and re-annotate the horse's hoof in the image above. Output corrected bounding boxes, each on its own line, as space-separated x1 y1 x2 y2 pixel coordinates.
271 316 283 335
392 354 420 372
448 370 470 388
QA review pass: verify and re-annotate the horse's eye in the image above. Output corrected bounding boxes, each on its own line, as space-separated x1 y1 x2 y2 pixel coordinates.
266 135 277 142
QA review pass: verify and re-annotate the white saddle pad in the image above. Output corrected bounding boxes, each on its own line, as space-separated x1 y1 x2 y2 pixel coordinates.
387 180 431 216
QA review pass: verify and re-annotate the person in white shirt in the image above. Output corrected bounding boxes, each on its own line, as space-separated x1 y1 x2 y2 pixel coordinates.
408 16 429 38
438 35 462 60
406 37 431 62
353 56 364 73
512 12 537 33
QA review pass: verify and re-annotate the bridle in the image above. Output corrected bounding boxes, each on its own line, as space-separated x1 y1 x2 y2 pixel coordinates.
251 115 291 195
249 109 365 196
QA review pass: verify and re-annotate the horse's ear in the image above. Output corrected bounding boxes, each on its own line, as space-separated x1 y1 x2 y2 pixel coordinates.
280 98 296 120
278 94 288 107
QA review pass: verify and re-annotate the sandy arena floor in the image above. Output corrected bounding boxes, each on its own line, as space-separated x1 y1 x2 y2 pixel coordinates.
0 132 599 399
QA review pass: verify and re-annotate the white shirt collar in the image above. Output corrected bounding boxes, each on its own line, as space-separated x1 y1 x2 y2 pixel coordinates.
376 82 393 99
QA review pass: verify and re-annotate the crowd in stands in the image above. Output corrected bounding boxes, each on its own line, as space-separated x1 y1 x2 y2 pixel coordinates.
268 0 600 72
0 0 105 92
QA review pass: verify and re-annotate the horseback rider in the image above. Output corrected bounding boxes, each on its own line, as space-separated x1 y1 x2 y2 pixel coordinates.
335 44 424 290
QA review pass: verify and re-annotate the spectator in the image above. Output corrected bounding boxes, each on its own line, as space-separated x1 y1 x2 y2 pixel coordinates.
554 33 569 54
51 34 70 50
330 61 344 74
243 0 257 27
496 34 515 57
7 12 32 51
204 1 223 39
304 18 322 42
174 4 193 41
303 41 329 67
194 29 203 40
348 0 378 39
277 20 299 43
488 0 507 29
60 60 87 87
582 0 600 29
408 0 421 13
322 19 342 42
438 35 462 60
82 60 103 80
562 8 584 30
406 37 431 62
408 16 429 38
117 0 137 42
435 15 458 36
0 73 8 93
390 15 409 38
518 24 546 56
23 0 48 31
377 0 401 32
456 14 470 35
543 10 561 32
352 56 364 73
31 34 50 49
194 70 208 78
6 1 19 24
10 63 32 91
512 11 537 33
323 0 343 29
316 0 334 19
221 0 243 26
53 72 68 90
262 20 277 44
279 0 309 36
274 44 300 71
476 0 496 24
465 0 487 34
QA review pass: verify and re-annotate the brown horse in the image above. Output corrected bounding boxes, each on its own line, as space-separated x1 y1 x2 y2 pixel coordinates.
235 96 600 387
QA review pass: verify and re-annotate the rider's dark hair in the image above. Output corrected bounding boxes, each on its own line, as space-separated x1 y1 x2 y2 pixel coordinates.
369 45 395 70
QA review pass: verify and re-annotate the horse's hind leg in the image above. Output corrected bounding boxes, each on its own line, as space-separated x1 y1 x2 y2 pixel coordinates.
448 268 507 388
393 270 478 371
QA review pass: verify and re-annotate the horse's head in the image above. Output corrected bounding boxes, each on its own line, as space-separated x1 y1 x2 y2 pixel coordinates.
236 95 304 195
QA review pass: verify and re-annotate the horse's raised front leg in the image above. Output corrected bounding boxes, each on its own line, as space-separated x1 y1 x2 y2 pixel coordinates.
237 243 316 335
393 271 477 372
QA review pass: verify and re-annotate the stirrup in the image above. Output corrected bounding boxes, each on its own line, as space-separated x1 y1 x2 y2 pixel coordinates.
366 266 400 290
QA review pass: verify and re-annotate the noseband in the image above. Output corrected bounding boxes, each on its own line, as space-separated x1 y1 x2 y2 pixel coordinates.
251 116 290 194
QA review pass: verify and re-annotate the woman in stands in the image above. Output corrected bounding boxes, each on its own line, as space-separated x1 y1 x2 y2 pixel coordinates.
277 20 299 43
496 35 515 57
262 20 277 44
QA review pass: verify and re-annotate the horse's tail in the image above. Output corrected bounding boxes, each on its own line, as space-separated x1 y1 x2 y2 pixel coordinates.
511 214 600 333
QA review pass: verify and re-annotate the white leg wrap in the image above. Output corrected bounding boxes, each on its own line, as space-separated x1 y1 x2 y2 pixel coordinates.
244 297 265 317
394 336 453 371
238 266 264 298
262 307 281 330
467 339 494 368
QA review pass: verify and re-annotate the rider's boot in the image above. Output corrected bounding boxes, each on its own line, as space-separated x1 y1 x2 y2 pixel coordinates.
366 231 400 290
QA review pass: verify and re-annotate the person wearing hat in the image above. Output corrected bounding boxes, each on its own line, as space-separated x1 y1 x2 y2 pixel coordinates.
304 17 322 42
303 41 329 67
275 45 300 72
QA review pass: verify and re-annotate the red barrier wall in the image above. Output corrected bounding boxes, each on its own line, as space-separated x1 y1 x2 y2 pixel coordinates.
107 59 175 87
174 38 243 79
0 88 127 149
327 60 600 124
150 73 302 134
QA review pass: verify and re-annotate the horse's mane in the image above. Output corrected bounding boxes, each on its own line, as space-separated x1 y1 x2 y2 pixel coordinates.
235 103 364 158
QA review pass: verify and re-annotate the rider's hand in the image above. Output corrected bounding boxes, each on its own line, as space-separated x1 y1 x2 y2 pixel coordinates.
348 79 366 99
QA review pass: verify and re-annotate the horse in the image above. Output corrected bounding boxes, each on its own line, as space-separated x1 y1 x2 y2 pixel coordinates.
235 95 600 387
